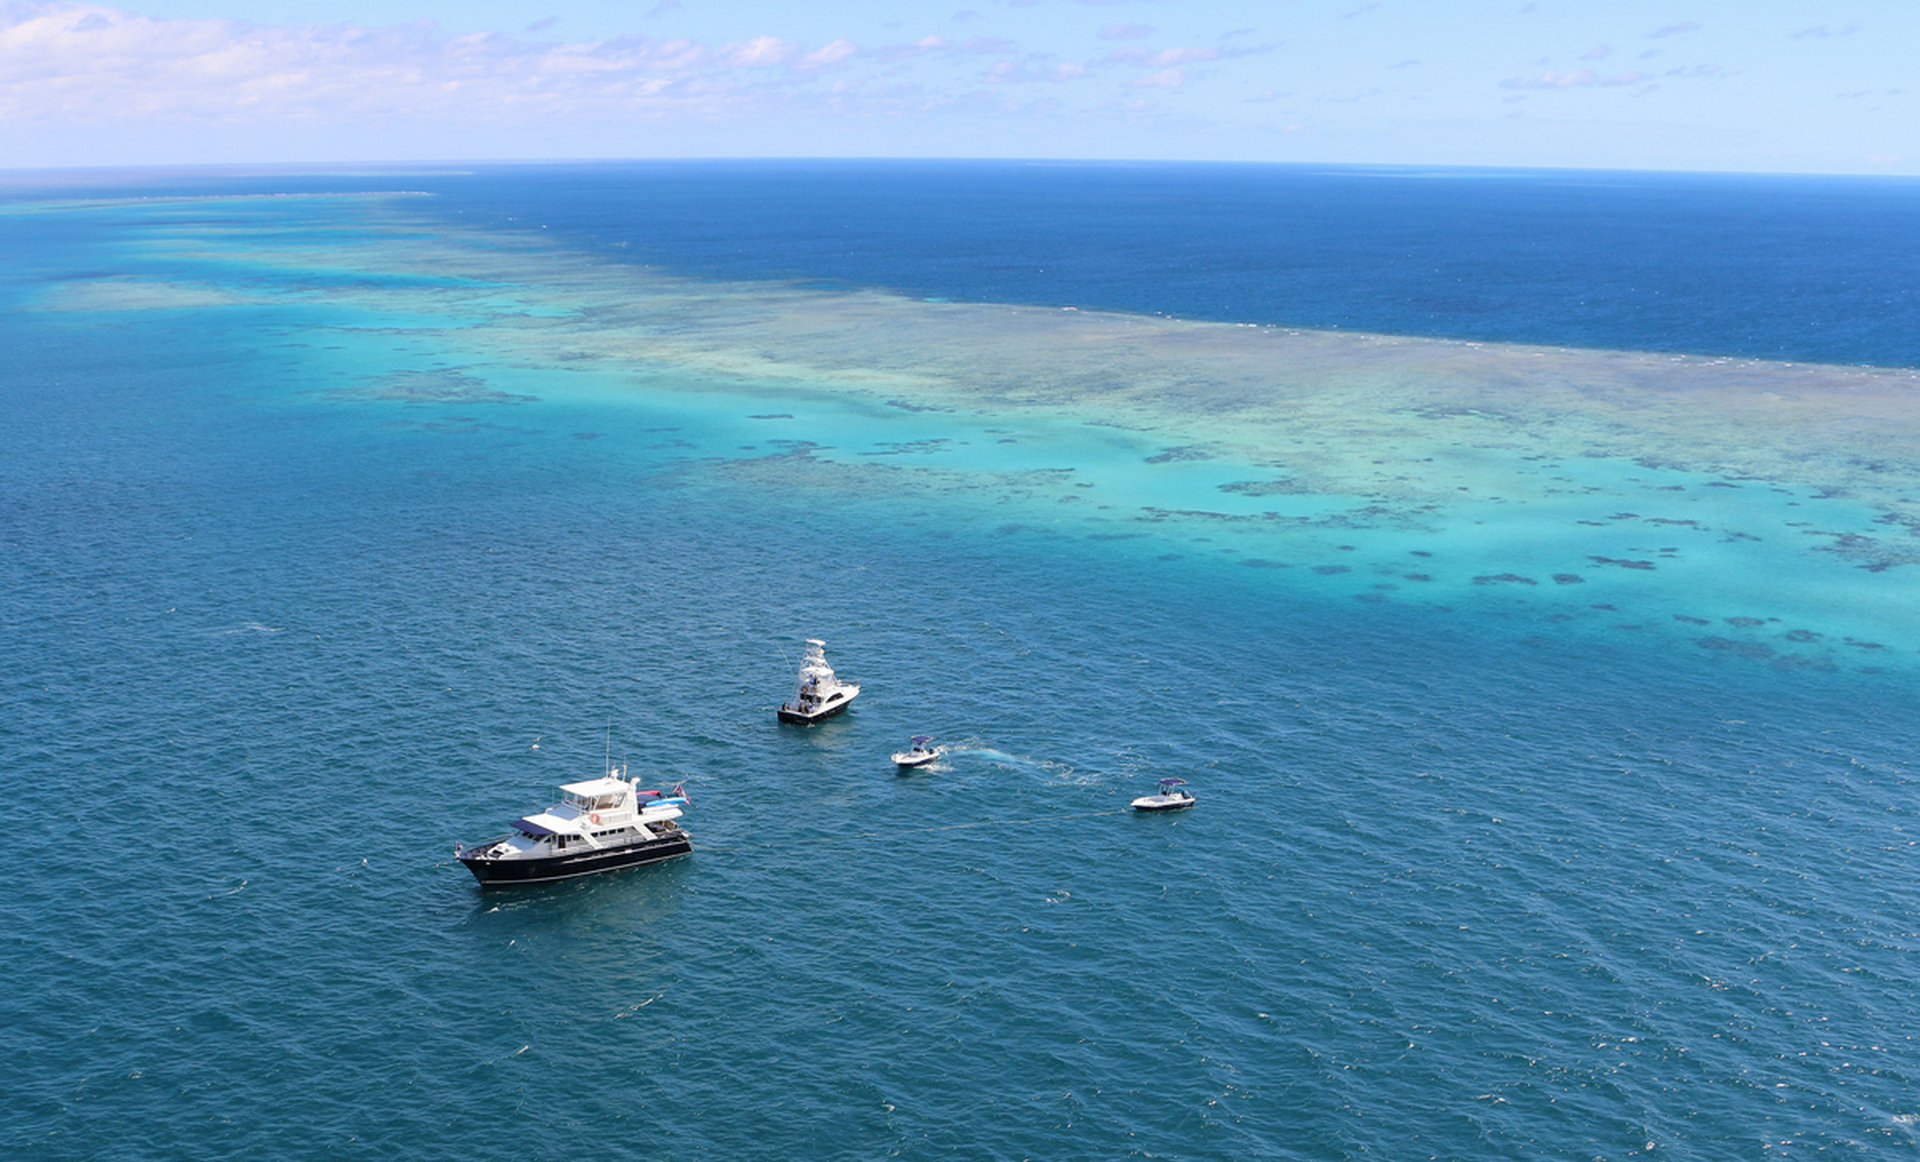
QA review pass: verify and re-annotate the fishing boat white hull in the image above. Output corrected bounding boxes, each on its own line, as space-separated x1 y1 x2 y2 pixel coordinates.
778 686 859 724
779 641 861 724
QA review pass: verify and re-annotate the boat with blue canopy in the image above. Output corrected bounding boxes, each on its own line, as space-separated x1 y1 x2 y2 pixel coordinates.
892 735 940 768
1131 777 1196 812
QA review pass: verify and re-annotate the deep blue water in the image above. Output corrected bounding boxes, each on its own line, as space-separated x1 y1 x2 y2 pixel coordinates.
424 161 1920 367
3 169 1919 1160
10 160 1920 366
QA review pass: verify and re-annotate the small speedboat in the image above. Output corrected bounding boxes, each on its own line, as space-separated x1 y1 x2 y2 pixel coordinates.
778 639 861 724
455 766 692 886
892 735 939 768
1132 777 1196 812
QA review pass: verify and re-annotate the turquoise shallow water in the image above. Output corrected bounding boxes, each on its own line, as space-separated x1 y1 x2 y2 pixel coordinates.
4 181 1920 1160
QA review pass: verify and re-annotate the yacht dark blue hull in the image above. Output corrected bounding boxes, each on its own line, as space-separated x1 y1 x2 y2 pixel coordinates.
460 832 692 886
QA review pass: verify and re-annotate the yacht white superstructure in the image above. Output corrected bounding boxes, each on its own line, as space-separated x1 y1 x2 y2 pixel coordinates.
778 639 860 724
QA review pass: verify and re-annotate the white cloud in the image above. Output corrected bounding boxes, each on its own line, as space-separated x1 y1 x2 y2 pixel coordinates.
0 4 883 124
1104 41 1269 71
872 33 1010 63
0 0 1889 175
718 35 793 67
985 58 1088 84
1499 68 1647 90
800 38 858 70
1148 46 1221 66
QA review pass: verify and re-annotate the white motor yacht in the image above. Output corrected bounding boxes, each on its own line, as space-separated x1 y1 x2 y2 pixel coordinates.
456 766 691 885
778 639 861 724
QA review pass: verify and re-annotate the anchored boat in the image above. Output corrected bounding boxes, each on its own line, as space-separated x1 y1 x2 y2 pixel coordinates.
778 639 861 724
456 767 691 886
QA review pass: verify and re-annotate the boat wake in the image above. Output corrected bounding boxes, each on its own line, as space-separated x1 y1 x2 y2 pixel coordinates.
943 747 1093 784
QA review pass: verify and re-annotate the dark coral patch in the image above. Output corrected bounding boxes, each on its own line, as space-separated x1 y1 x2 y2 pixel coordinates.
1312 564 1352 575
1772 654 1839 672
1783 629 1820 642
1147 445 1214 464
1725 616 1767 628
1551 574 1585 585
1589 556 1657 570
1673 615 1710 625
1472 573 1537 585
1697 636 1776 659
1220 478 1308 495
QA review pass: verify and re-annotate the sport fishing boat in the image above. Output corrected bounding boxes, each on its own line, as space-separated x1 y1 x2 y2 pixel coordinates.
455 766 691 886
891 735 939 768
777 639 861 724
1131 777 1197 812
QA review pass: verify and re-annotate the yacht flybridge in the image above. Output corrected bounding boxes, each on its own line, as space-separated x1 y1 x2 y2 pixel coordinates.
777 639 860 724
456 767 692 886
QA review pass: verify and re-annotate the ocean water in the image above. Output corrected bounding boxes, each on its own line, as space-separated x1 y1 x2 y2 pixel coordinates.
3 164 1919 1160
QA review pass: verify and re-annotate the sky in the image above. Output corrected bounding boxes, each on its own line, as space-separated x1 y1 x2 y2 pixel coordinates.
0 0 1912 173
